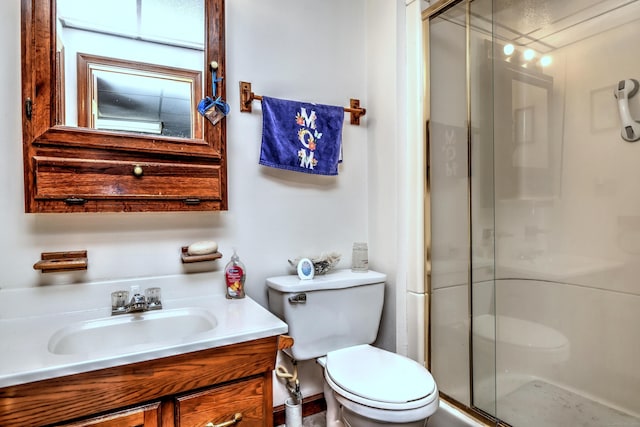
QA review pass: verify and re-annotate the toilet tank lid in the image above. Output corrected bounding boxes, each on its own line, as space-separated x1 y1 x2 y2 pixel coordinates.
266 269 386 292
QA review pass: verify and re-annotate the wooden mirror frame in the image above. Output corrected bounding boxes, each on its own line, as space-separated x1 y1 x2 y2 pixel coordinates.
21 0 227 213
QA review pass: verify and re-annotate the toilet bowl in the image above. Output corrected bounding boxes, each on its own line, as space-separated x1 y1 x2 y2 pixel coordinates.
266 270 440 427
319 345 439 427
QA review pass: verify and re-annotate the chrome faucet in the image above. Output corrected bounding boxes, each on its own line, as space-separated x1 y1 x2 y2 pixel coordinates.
127 289 148 313
111 286 162 315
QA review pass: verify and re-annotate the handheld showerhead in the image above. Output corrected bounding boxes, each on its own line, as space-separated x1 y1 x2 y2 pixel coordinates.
614 79 640 142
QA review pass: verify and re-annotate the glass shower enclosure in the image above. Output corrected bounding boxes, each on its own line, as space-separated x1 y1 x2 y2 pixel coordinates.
427 1 640 426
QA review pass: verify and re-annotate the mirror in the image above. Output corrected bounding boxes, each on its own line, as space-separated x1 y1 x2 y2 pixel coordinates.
23 0 223 153
22 0 226 213
57 0 204 138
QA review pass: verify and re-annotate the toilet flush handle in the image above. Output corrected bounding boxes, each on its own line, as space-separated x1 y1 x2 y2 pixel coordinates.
288 293 307 304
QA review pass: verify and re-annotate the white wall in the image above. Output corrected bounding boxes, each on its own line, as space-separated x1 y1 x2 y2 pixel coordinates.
366 0 404 355
2 0 368 299
1 0 407 407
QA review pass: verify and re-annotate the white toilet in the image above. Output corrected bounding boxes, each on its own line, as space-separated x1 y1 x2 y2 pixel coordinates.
267 269 439 427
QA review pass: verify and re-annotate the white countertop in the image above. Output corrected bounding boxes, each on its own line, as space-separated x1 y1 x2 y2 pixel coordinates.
0 273 288 388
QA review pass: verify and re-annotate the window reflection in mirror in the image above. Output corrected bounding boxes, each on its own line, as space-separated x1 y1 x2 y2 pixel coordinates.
77 54 202 138
56 0 204 138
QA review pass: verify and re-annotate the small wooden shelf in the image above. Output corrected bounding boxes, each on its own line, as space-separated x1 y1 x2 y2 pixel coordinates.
181 247 223 263
33 251 88 273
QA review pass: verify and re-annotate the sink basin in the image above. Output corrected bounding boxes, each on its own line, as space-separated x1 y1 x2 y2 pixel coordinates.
48 307 217 355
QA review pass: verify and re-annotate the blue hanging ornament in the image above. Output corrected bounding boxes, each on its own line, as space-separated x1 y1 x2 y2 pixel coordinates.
197 62 230 125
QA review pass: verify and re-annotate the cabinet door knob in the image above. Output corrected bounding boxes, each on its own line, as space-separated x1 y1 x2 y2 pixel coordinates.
205 412 243 427
132 165 144 177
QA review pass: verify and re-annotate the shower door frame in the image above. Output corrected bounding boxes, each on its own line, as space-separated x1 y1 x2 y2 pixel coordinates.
422 1 502 425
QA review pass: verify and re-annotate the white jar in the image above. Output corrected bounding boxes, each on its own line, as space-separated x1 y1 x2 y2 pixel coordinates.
351 242 368 272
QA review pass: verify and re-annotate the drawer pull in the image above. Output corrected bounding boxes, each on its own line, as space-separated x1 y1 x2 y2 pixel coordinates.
133 165 144 177
64 197 86 205
205 412 243 427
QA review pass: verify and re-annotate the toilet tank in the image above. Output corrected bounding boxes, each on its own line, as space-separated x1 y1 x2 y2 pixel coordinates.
266 269 386 361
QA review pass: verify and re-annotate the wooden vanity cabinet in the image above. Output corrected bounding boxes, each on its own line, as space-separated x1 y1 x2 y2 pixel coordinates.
57 377 266 427
0 336 278 427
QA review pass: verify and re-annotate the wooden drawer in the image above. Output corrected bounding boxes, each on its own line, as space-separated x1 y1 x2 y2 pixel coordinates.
33 156 222 202
175 377 266 427
56 403 161 427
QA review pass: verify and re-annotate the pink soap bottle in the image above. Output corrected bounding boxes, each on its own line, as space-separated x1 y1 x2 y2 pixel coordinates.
224 248 246 299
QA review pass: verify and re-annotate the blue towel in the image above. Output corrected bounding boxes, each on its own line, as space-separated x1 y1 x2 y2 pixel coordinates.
260 96 344 176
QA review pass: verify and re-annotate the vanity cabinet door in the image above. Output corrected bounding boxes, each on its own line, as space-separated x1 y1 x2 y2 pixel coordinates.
175 376 268 427
55 402 161 427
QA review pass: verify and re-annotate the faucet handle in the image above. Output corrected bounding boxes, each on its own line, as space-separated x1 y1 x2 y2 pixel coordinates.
145 287 163 310
111 290 129 315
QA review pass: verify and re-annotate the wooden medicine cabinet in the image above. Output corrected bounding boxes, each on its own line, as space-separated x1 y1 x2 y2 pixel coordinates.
21 0 227 213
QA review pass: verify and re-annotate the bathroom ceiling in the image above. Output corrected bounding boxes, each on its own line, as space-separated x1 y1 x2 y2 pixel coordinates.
441 0 640 53
493 0 640 53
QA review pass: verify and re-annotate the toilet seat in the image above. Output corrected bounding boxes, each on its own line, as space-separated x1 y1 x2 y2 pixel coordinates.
324 344 438 411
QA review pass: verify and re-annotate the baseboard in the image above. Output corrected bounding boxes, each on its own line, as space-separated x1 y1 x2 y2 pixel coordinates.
272 393 326 426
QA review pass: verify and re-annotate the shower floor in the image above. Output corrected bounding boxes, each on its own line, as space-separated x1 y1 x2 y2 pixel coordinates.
498 380 640 427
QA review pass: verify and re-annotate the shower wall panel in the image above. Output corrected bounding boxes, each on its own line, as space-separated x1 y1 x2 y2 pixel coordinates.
492 15 640 421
